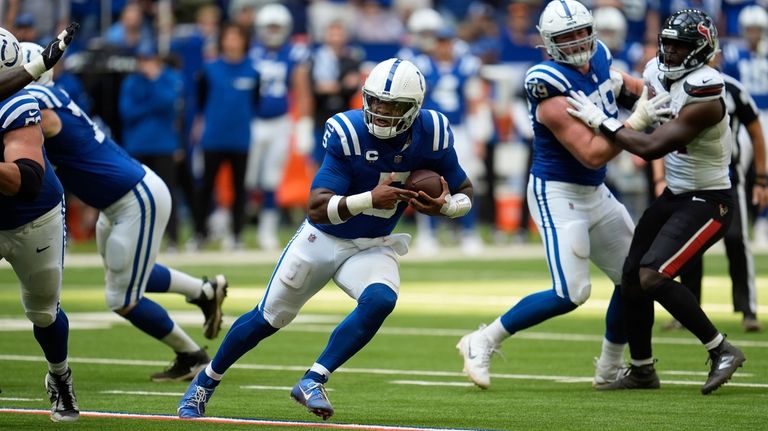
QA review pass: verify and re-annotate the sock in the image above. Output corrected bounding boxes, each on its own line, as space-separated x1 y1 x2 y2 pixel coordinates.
604 285 627 344
211 307 279 374
499 290 577 335
650 277 719 344
307 363 331 382
204 363 224 382
123 297 198 352
482 318 511 345
630 357 655 367
704 333 724 351
599 338 625 365
145 264 205 300
48 359 69 376
624 294 655 361
316 284 396 373
263 191 276 209
33 308 68 365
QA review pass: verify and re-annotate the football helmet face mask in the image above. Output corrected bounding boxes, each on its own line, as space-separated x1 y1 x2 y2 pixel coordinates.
362 58 425 139
20 42 54 86
0 27 22 71
537 0 597 66
256 3 292 48
658 9 718 80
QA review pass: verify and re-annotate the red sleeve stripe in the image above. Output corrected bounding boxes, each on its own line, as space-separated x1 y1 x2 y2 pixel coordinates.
684 82 723 97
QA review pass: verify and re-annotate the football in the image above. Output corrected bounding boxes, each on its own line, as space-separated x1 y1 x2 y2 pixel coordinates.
404 169 443 199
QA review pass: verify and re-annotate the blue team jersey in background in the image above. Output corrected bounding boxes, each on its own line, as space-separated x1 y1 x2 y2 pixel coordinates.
26 84 145 210
524 41 617 186
249 42 309 118
722 44 768 110
416 54 481 126
0 90 63 229
311 109 467 239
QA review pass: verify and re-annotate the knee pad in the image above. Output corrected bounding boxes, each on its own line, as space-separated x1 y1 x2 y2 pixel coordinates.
358 283 398 321
567 283 592 306
566 221 590 259
25 310 56 327
104 235 131 272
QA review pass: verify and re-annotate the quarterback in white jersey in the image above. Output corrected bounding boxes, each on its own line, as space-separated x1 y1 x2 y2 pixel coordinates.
567 9 746 394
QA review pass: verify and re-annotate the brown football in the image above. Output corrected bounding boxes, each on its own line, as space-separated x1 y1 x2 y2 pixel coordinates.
404 169 443 199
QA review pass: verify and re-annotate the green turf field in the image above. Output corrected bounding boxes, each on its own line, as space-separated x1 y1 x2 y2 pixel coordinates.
0 251 766 430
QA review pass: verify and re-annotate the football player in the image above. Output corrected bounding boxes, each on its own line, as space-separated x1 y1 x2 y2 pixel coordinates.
246 3 313 250
0 28 79 422
566 9 746 394
20 43 229 382
178 58 473 420
457 0 658 390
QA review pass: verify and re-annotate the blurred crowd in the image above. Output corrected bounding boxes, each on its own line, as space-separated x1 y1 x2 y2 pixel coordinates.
2 0 768 253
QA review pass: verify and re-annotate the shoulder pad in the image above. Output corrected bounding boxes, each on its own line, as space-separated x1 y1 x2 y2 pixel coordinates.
524 63 572 101
596 40 612 63
0 91 40 130
324 112 363 157
420 109 454 152
25 84 69 109
683 67 723 99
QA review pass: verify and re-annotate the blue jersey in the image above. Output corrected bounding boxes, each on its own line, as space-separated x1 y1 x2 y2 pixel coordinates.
26 84 146 210
311 109 467 239
0 90 64 229
249 42 309 118
416 54 481 126
524 41 617 186
722 44 768 110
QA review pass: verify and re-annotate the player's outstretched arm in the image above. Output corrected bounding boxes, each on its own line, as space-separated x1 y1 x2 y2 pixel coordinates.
0 22 78 101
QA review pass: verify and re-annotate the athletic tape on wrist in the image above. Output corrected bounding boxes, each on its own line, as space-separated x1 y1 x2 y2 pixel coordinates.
327 195 343 224
440 193 471 218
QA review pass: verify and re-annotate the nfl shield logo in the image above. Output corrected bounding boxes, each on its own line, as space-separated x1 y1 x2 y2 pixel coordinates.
394 155 402 164
308 233 317 243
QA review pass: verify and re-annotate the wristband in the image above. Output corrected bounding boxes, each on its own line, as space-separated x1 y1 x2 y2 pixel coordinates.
23 56 47 79
599 118 625 140
345 191 373 215
327 195 343 225
440 193 472 218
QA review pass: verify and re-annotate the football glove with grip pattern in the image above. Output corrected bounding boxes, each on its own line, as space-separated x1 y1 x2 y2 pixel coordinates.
24 22 79 78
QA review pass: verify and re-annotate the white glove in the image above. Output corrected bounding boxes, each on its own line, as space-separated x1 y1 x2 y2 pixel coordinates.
294 116 314 155
609 69 624 95
566 90 608 129
625 86 673 131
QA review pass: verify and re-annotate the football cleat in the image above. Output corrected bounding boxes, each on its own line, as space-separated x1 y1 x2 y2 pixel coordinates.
151 349 210 382
456 325 501 389
189 274 228 339
178 370 219 418
701 339 746 395
45 368 80 422
742 316 763 333
595 363 660 391
290 378 334 420
592 356 628 388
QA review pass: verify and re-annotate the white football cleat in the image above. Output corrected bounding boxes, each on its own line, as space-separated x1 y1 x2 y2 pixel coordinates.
456 326 500 389
592 356 627 388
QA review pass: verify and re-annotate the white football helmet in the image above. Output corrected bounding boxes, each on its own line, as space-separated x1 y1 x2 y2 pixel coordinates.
20 42 54 86
537 0 596 66
739 5 768 33
407 9 444 53
0 27 22 71
593 6 627 52
362 58 425 139
256 3 292 48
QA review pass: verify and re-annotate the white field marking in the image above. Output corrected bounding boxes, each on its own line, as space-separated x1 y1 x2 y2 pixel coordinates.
240 385 334 391
1 312 767 349
0 397 43 402
390 380 475 387
100 390 183 397
0 408 480 431
0 354 764 388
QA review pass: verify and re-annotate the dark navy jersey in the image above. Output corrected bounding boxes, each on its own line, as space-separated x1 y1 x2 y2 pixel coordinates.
525 41 617 186
27 84 145 210
311 109 467 239
0 90 64 229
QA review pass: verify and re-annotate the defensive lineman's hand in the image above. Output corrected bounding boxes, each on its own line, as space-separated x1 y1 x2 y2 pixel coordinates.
41 22 79 69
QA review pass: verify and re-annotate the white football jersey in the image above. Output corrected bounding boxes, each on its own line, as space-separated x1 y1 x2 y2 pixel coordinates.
643 59 731 194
